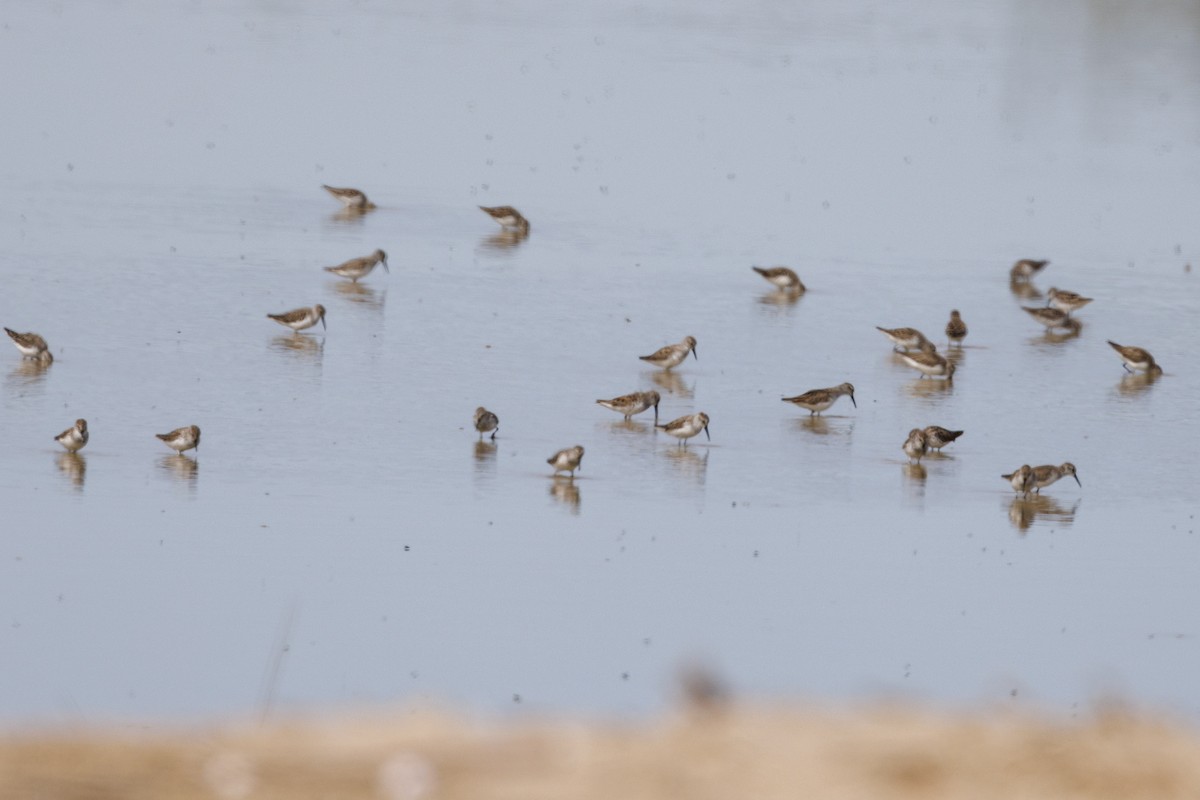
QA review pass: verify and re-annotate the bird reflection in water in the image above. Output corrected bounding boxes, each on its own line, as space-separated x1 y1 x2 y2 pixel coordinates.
56 452 86 490
159 454 199 487
478 228 530 253
757 289 803 312
1007 495 1079 533
664 446 709 485
1032 318 1083 346
472 440 497 484
329 206 374 225
605 419 653 436
1009 277 1042 301
331 280 386 311
7 358 52 388
549 476 580 513
648 370 694 399
474 439 497 460
1117 371 1160 397
794 415 831 436
905 376 954 400
270 334 325 359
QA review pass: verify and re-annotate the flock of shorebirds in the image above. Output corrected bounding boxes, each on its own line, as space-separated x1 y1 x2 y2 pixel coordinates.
5 190 1165 498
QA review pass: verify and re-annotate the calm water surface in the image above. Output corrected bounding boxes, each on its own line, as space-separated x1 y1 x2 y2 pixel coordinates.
1 1 1198 725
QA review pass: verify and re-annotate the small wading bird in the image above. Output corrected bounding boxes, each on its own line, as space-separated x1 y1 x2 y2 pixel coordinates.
751 266 805 292
922 426 963 452
473 407 499 440
267 305 326 332
596 390 660 422
639 336 697 370
54 419 88 453
157 425 201 454
321 185 374 209
876 326 932 352
1030 463 1080 494
902 428 928 463
324 249 389 282
547 445 584 477
781 383 855 416
1002 464 1035 497
945 310 967 345
479 205 530 233
1046 287 1093 315
1107 341 1162 374
898 349 955 380
1010 259 1049 281
657 412 710 446
5 327 53 362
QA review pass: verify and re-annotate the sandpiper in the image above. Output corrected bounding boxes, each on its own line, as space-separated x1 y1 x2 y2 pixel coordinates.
902 428 928 463
1047 288 1093 315
657 412 710 445
54 418 88 453
479 206 530 233
945 310 968 345
4 328 53 362
876 326 932 352
1011 259 1049 281
898 350 955 380
324 249 389 282
640 336 697 370
547 445 584 476
1022 306 1073 329
1002 464 1035 496
922 426 963 452
751 266 805 292
321 185 374 209
473 407 499 440
596 390 660 422
1030 462 1080 494
1107 341 1162 374
267 305 326 332
781 383 856 415
157 425 201 454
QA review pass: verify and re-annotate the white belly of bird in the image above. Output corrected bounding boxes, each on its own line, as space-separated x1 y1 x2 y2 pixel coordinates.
901 355 946 376
57 430 86 452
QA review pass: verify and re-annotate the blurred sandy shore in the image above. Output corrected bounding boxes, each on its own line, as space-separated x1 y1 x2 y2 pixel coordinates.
4 706 1199 799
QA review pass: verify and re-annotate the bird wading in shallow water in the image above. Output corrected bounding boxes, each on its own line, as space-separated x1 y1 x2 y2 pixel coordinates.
1010 259 1049 281
876 326 932 352
1107 341 1162 375
324 249 389 282
781 383 855 416
547 445 584 477
922 426 963 452
639 336 697 370
751 266 805 292
321 185 374 209
596 390 660 422
473 407 499 440
268 305 326 332
4 327 53 362
1002 464 1035 497
479 205 530 233
902 428 928 463
1046 287 1093 315
157 425 201 454
55 419 88 453
656 412 710 446
1030 463 1080 494
945 310 967 345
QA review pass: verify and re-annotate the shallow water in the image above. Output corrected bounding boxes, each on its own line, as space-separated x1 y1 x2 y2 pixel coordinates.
1 1 1199 724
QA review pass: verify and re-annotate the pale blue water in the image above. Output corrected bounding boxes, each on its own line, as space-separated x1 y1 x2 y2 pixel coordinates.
0 0 1198 726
